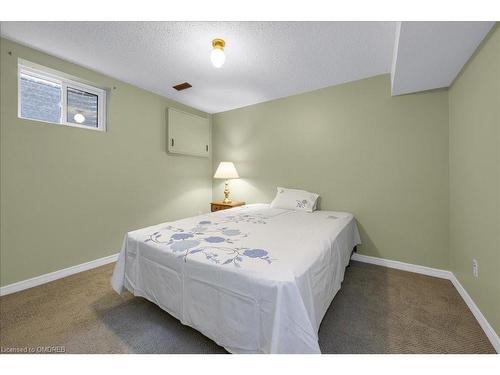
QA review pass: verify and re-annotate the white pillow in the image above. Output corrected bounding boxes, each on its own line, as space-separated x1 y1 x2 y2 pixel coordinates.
270 187 319 213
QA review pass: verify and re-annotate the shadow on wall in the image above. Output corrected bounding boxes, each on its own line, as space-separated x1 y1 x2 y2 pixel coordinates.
355 220 381 259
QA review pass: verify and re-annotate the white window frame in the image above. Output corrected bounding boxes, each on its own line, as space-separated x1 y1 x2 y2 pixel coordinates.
18 59 107 132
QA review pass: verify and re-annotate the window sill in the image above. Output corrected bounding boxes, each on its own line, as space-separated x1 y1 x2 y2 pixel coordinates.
18 116 106 132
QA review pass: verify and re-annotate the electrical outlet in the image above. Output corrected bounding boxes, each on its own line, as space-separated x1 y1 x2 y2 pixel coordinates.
472 259 479 279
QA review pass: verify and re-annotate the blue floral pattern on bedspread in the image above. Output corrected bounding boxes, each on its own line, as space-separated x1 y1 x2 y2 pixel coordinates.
144 212 274 267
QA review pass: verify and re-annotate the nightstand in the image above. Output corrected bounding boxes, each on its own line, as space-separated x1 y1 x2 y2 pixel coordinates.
210 200 245 212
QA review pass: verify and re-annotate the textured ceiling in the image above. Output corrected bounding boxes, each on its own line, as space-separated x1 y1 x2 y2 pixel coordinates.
0 21 494 113
391 21 495 95
0 22 396 113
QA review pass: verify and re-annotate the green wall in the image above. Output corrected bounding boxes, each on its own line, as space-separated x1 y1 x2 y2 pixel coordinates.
213 74 450 269
0 38 212 286
449 25 499 335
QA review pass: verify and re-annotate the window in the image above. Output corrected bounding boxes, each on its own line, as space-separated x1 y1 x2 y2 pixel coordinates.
18 60 106 131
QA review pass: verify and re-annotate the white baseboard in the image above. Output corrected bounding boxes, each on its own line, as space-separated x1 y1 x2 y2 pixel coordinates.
449 274 500 353
351 252 500 353
351 253 453 279
0 253 119 296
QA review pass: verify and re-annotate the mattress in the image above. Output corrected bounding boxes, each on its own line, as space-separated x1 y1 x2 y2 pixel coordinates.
111 203 361 353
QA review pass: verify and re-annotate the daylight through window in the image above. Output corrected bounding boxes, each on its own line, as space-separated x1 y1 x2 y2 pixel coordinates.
18 60 106 131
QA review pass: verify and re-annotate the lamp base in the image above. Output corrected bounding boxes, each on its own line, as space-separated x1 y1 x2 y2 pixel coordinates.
223 179 232 203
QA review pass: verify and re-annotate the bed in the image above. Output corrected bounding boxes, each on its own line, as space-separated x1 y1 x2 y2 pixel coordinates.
111 203 361 353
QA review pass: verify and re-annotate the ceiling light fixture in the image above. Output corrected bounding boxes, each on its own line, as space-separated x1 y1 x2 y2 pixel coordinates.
210 38 226 68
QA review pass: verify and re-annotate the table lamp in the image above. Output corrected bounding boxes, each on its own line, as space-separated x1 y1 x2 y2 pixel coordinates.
214 162 239 203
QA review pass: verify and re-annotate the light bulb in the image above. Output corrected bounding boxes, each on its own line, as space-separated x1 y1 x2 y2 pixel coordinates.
74 113 85 123
210 48 225 68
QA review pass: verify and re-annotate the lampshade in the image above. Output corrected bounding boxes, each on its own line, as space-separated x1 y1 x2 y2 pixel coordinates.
214 162 239 179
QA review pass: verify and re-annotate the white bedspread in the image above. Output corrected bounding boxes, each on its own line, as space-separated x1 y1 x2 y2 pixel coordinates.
111 204 361 353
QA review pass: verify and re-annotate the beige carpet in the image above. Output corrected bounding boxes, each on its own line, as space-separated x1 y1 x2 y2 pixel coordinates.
0 260 495 354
